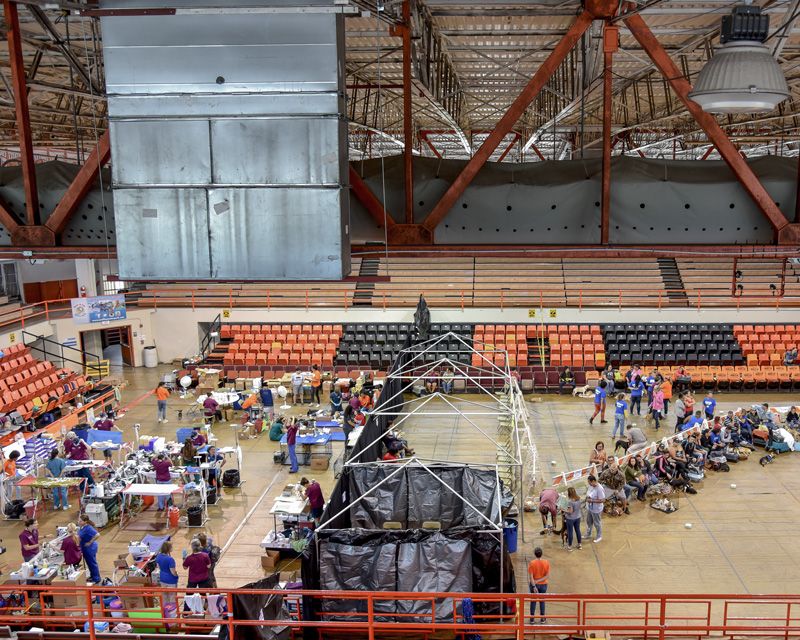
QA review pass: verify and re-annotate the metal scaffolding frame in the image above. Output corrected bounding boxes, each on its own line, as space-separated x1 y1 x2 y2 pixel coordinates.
345 331 537 542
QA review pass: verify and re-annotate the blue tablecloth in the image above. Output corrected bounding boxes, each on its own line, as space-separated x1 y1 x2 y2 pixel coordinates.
314 421 340 428
279 433 333 446
86 429 123 445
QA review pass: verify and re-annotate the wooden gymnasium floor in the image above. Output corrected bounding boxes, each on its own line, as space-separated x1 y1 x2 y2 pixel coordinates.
3 364 800 599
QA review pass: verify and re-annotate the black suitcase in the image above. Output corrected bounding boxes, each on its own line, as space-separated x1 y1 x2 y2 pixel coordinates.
222 469 240 488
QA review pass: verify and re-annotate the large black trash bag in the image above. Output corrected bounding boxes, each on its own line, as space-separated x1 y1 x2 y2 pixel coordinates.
218 575 290 640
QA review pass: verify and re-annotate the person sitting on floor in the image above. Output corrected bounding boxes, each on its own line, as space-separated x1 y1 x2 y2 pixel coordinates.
682 431 706 467
623 457 648 502
755 403 776 427
269 416 285 442
383 431 414 457
589 441 608 468
787 406 800 428
599 462 630 514
558 367 575 394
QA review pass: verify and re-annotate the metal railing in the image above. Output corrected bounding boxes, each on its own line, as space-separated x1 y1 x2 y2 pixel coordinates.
3 585 800 640
1 287 799 335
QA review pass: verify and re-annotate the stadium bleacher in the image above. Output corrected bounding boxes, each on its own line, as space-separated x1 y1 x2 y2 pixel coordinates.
0 343 88 418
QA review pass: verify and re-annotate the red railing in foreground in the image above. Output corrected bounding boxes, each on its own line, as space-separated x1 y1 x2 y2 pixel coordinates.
1 286 799 333
4 586 800 640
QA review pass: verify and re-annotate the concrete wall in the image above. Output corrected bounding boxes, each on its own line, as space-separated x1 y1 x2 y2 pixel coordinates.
16 259 77 283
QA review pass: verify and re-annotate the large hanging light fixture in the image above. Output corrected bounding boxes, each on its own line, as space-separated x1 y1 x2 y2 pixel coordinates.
688 4 789 114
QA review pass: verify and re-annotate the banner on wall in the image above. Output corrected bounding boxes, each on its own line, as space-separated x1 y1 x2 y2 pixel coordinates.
71 294 127 325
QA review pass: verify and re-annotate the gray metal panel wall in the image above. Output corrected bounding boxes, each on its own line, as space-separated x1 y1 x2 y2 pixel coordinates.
349 156 794 244
102 1 350 280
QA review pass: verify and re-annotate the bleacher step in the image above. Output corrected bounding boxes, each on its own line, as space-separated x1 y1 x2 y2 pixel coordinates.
657 257 689 305
352 258 380 307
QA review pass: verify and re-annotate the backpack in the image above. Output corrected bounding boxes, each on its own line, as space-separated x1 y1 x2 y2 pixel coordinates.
3 500 24 519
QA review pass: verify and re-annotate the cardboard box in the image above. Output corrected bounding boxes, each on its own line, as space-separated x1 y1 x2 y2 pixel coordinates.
279 570 299 584
198 371 220 387
310 455 330 471
261 550 280 570
235 378 247 391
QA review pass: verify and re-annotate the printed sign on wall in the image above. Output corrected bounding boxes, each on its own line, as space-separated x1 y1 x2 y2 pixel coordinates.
71 294 127 325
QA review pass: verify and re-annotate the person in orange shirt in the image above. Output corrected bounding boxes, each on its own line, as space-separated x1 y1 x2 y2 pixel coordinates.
155 382 171 423
527 547 550 624
310 365 322 408
661 378 673 416
3 450 22 500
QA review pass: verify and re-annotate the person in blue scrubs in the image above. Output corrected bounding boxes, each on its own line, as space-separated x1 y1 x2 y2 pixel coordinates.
628 375 645 416
78 514 101 584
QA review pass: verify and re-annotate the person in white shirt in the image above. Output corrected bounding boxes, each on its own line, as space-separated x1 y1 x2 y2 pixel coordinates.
291 369 305 405
584 474 606 543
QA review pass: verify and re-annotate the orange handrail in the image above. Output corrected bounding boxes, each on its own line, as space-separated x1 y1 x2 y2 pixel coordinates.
4 585 800 640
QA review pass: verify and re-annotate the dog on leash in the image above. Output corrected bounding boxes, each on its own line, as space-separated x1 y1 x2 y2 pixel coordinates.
551 513 569 547
615 435 631 454
572 385 591 397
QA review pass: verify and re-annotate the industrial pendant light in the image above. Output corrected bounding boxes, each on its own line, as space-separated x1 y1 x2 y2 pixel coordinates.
688 4 789 114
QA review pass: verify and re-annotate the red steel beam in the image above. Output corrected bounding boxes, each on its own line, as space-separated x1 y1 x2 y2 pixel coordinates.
0 201 19 235
700 146 715 160
45 131 111 236
530 144 546 162
624 12 790 235
401 0 414 225
421 10 594 235
349 166 395 229
4 0 40 226
601 26 617 245
421 133 442 159
498 134 520 163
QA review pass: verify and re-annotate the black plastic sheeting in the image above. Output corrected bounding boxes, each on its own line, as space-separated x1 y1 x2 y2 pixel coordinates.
219 575 290 640
347 464 500 530
302 334 514 639
301 529 515 632
320 334 413 531
304 527 513 627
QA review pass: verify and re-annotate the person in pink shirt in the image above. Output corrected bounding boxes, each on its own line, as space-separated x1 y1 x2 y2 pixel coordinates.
649 384 665 431
61 523 83 568
151 453 173 511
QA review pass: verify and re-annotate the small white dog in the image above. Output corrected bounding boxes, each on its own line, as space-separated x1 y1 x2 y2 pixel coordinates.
572 385 592 397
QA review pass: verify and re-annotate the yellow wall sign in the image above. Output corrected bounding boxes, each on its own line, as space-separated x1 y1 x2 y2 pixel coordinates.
222 309 231 319
8 333 15 344
549 309 557 318
528 309 537 318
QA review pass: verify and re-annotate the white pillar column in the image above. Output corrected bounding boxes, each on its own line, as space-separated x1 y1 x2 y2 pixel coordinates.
75 259 97 297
